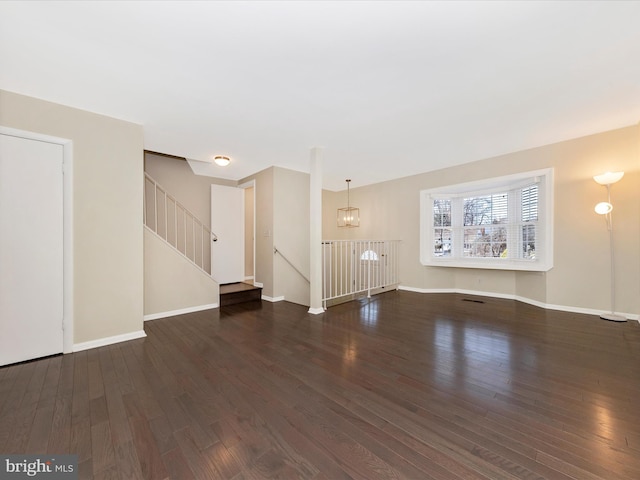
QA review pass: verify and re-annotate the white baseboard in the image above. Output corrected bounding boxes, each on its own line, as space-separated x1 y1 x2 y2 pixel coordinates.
456 288 515 301
262 295 285 303
397 285 639 322
308 307 325 315
517 297 639 321
254 281 264 288
398 286 453 294
144 303 219 321
73 329 147 353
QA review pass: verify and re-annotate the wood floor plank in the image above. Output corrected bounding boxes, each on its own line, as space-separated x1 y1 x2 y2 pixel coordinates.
71 350 90 425
48 393 72 453
70 417 92 463
55 353 76 400
0 399 16 451
103 385 133 447
173 426 225 480
38 355 62 410
1 362 35 416
20 356 50 408
90 395 109 427
120 344 165 420
26 405 54 453
3 405 37 454
0 362 24 415
201 440 243 479
87 348 105 400
162 446 196 480
93 464 120 480
113 439 145 480
91 421 117 477
77 458 94 480
128 415 169 480
109 344 135 396
149 415 179 455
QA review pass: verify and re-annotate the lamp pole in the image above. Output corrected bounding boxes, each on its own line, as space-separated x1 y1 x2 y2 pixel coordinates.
594 173 626 322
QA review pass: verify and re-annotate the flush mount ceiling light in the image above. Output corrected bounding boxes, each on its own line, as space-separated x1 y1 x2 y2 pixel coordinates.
213 155 231 166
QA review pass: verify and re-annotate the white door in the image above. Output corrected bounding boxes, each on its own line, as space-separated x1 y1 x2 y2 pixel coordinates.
0 134 64 366
211 184 244 284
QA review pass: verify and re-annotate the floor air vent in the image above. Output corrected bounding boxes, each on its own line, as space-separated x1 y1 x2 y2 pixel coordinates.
462 298 485 304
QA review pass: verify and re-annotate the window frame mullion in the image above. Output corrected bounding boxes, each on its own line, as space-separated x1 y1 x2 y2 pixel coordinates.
508 189 520 260
451 197 464 258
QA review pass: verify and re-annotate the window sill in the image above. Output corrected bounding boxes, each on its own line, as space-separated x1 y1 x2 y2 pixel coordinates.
421 257 552 272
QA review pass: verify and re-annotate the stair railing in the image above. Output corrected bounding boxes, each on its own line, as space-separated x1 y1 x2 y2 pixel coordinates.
144 173 213 275
274 246 310 283
321 239 400 307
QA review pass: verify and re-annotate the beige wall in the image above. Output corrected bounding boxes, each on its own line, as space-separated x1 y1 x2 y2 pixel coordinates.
0 89 144 344
241 167 274 297
144 152 236 229
146 157 312 306
239 166 311 305
324 124 640 317
273 167 310 306
143 152 241 315
144 230 218 316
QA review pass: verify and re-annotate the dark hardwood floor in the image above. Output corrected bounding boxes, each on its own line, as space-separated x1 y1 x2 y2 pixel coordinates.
1 291 639 479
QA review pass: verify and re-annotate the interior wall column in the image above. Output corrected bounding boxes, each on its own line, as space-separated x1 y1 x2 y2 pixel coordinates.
308 147 324 314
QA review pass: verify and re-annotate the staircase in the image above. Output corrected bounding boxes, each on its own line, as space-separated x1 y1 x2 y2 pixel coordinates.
145 173 263 309
219 282 262 306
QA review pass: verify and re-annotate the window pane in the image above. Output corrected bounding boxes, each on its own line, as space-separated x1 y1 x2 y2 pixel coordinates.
433 199 451 227
433 228 452 256
360 250 378 260
522 185 538 222
522 224 536 259
463 193 507 226
463 226 507 257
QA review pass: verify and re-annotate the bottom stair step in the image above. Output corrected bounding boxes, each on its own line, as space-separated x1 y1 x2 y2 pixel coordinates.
220 282 262 306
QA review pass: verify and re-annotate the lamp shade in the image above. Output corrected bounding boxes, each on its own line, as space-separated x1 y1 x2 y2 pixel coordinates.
594 202 613 215
337 207 360 227
593 171 624 185
337 179 359 227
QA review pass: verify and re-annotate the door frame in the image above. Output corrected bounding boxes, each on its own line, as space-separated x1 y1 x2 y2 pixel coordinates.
0 126 74 354
238 179 256 283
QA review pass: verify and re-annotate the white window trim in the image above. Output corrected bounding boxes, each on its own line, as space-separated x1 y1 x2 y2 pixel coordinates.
420 168 554 271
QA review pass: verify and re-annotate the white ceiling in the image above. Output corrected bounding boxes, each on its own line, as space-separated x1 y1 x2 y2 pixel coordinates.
1 1 639 191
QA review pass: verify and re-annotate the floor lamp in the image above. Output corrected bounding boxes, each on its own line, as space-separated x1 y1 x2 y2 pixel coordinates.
593 171 626 322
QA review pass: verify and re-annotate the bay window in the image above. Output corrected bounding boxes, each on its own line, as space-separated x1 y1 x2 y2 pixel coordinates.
421 168 553 271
